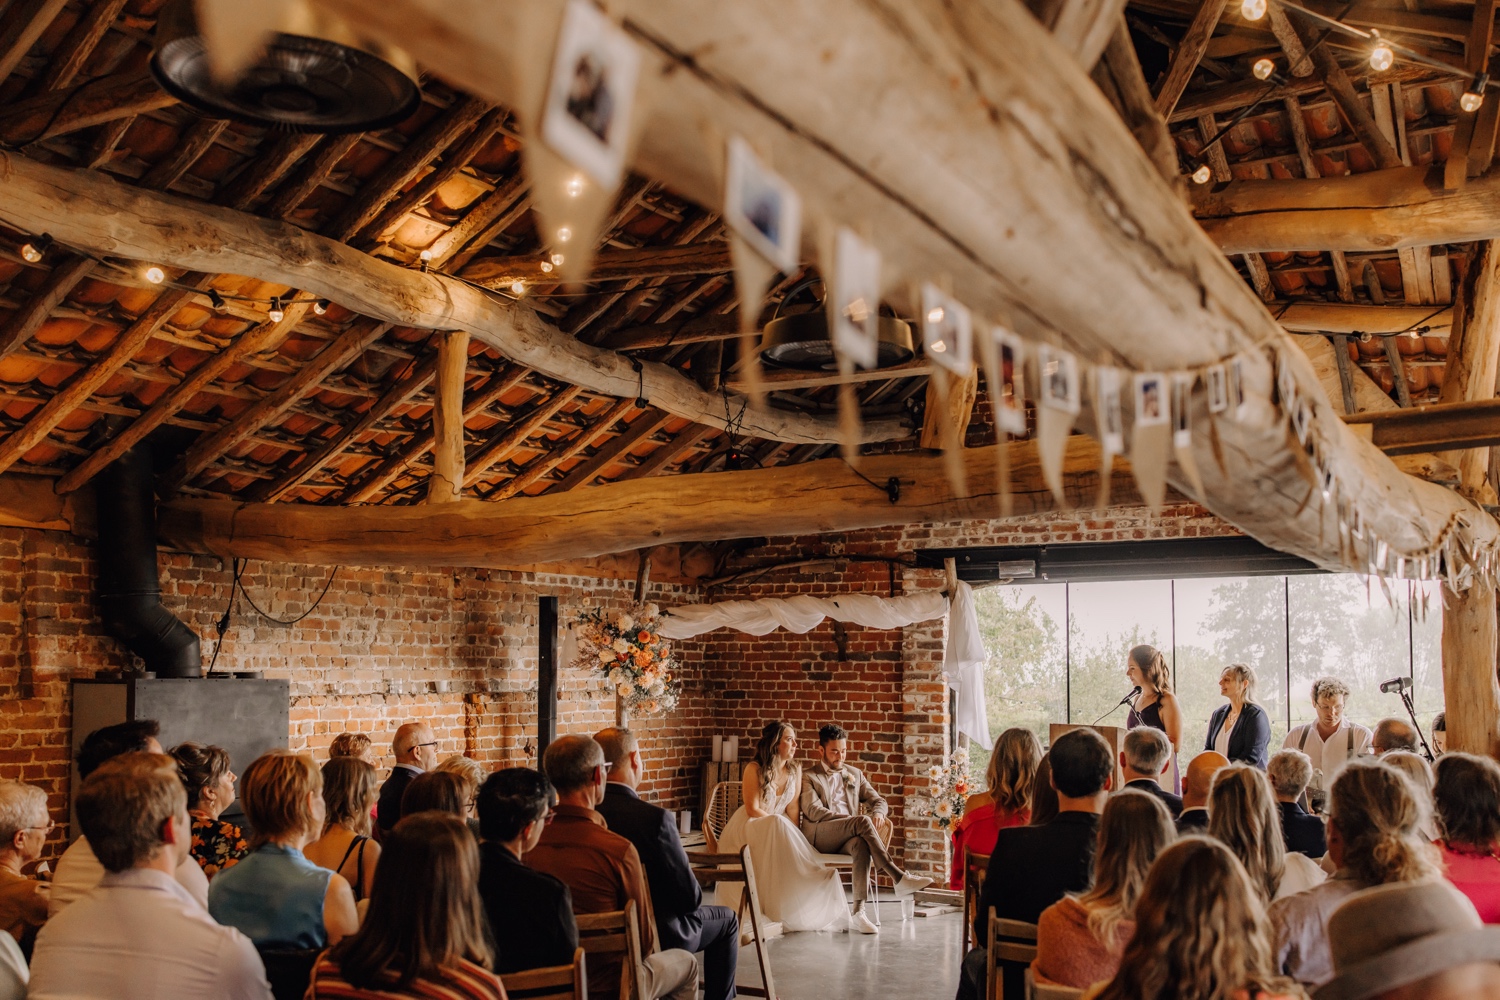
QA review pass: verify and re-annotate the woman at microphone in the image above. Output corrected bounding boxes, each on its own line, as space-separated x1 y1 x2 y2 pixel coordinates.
1125 645 1182 794
1205 663 1271 769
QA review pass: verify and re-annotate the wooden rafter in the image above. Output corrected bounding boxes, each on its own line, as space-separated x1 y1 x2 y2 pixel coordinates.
215 134 323 209
0 255 95 361
140 119 230 191
0 0 69 83
487 397 639 500
32 0 129 93
550 409 672 492
1286 12 1403 171
1153 0 1230 118
1348 397 1500 456
359 107 511 243
595 313 740 352
263 134 364 220
462 385 585 488
0 70 176 145
615 425 713 482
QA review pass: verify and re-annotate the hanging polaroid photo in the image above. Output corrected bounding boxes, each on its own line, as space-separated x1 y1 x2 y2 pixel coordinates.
1037 346 1080 415
1095 366 1125 454
993 326 1027 435
1172 373 1194 448
1206 364 1229 414
1134 372 1169 427
920 283 973 376
725 135 803 274
830 227 881 370
1228 356 1248 420
541 0 642 188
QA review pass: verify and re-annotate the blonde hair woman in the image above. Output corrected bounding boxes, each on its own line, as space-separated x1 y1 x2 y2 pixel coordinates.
1088 837 1305 1000
712 722 848 932
304 757 382 903
1209 765 1325 903
1126 644 1182 794
1032 790 1174 989
950 728 1041 889
207 750 360 950
1207 664 1271 769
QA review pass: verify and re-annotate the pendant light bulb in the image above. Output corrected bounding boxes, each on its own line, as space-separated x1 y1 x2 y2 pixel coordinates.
313 299 329 316
144 266 165 285
1241 0 1267 20
510 280 526 295
1192 162 1214 185
1369 41 1394 72
19 233 51 263
1252 57 1275 81
1462 73 1489 113
268 296 285 323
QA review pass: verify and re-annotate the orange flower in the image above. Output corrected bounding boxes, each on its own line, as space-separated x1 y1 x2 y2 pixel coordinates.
638 630 652 643
633 651 651 668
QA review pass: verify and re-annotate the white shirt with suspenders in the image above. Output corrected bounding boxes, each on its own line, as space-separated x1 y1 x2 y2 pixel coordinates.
1283 720 1374 802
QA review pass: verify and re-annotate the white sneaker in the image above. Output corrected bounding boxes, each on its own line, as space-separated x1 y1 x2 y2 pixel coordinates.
894 873 934 897
851 909 879 934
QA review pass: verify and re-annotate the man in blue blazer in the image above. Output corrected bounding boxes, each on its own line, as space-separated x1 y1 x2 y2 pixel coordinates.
595 728 738 1000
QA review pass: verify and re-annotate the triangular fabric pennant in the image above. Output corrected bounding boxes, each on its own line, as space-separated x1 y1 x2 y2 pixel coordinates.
927 365 968 497
1171 373 1205 498
1035 346 1081 506
1093 366 1125 510
728 233 776 407
823 223 881 463
1131 372 1170 513
973 323 1018 516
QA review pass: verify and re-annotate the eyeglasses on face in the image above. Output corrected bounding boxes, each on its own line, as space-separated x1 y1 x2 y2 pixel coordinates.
411 741 438 749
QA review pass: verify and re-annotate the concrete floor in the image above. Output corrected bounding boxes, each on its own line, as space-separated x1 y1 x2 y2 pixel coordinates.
740 902 963 1000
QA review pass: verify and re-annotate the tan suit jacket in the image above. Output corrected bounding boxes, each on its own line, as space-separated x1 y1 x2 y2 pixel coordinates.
798 760 888 835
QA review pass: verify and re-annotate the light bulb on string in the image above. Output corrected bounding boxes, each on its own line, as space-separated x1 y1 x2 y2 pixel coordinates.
144 266 165 285
1462 73 1490 113
19 233 51 263
1369 40 1395 72
1192 162 1214 184
540 260 554 274
510 280 526 295
550 253 565 266
267 296 285 323
313 299 329 316
557 227 572 242
1241 0 1266 20
208 289 226 313
566 175 585 198
1252 57 1276 81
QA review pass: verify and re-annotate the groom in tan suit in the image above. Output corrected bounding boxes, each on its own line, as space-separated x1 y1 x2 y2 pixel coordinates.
799 724 933 934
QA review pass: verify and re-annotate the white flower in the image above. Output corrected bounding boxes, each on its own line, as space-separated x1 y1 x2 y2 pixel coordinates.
612 638 630 654
597 649 614 663
616 613 635 632
929 765 944 780
649 678 665 695
951 749 970 766
618 683 634 697
644 603 660 618
935 799 953 818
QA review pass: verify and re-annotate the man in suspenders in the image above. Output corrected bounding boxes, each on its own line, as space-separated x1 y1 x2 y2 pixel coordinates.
1283 677 1373 812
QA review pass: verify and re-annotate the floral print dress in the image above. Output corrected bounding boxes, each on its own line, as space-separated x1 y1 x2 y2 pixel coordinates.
190 814 250 879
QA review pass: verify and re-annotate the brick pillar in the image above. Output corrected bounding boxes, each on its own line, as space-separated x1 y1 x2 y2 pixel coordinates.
900 567 951 880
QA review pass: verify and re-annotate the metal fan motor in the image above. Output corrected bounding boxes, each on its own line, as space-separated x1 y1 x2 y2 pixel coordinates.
151 0 421 133
758 311 916 371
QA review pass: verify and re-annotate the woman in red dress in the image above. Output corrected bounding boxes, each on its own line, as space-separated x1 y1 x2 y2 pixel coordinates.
949 727 1042 889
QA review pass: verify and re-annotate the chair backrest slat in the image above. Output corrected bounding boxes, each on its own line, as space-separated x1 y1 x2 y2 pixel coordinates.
500 946 588 1000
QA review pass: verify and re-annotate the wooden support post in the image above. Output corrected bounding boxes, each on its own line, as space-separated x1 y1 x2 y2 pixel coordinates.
920 370 978 451
539 596 559 753
1330 335 1357 414
1330 251 1355 302
1438 241 1500 494
1442 580 1500 756
429 331 470 503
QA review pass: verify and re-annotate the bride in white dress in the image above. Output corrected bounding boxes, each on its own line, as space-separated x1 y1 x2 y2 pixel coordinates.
716 722 849 932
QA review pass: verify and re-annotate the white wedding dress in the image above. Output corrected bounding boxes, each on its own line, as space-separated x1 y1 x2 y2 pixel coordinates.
717 772 849 932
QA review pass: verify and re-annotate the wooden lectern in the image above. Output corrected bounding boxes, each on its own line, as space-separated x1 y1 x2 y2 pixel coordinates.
1049 723 1127 791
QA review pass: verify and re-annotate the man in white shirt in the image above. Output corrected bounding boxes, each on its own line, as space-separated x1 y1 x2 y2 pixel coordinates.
1283 677 1373 809
29 752 271 1000
48 720 209 915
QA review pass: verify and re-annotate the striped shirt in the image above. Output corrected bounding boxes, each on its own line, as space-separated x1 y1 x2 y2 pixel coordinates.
305 954 507 999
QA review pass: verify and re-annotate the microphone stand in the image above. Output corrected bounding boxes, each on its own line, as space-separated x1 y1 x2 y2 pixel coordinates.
1092 692 1138 727
1394 686 1436 761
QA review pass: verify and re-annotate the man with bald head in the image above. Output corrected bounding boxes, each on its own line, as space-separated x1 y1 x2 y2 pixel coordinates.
376 722 437 834
1373 718 1419 756
1176 750 1228 833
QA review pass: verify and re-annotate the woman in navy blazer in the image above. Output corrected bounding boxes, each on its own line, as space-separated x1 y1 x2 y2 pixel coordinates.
1204 663 1271 769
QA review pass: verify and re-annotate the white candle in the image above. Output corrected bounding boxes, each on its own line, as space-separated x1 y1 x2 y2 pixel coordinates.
726 736 738 762
712 735 723 762
679 810 692 834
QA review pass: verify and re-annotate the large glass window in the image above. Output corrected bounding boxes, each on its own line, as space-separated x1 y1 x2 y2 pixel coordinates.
972 575 1442 759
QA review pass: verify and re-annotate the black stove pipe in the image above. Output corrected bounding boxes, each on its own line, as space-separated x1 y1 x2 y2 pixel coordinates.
95 446 201 677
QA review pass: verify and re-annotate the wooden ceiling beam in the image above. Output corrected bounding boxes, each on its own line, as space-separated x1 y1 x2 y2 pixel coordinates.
549 409 672 492
596 313 741 352
0 254 95 361
32 0 129 92
1168 64 1432 122
214 134 322 209
139 118 230 191
158 436 1133 567
249 351 441 503
487 397 639 500
1287 12 1404 171
160 317 391 494
422 171 528 266
726 358 934 393
0 155 901 444
1153 0 1230 118
1436 241 1500 496
0 69 176 145
0 0 69 83
461 385 585 488
1277 303 1453 335
460 242 732 290
427 331 471 503
1347 397 1500 456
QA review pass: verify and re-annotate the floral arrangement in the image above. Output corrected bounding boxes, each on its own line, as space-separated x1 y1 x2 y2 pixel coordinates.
571 602 680 715
917 747 971 832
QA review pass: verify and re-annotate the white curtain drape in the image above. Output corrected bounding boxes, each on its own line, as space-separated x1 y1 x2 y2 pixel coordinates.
657 584 993 750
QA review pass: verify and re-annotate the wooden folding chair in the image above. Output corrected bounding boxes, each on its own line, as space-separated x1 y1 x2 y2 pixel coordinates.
702 779 742 853
984 906 1038 1000
500 947 588 1000
1024 968 1084 1000
962 849 990 952
686 845 778 999
575 902 638 1000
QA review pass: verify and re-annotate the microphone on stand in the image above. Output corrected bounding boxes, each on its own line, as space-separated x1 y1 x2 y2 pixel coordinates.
1092 686 1142 726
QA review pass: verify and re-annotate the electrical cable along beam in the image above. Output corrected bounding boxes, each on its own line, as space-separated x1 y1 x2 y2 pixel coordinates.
1345 397 1500 455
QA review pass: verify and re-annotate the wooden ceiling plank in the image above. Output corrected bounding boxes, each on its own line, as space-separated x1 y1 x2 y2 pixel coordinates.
487 397 639 500
550 409 671 493
1277 302 1452 334
139 118 230 191
423 171 528 266
324 95 490 242
0 0 70 83
54 307 312 494
1153 0 1230 118
428 330 470 503
251 351 442 502
214 133 323 209
262 133 365 220
33 0 129 92
460 242 731 290
160 317 392 493
612 424 713 482
460 385 585 488
1283 96 1320 179
1170 64 1432 123
0 254 95 362
0 69 175 145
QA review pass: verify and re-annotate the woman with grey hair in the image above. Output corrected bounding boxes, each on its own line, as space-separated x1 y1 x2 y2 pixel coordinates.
1205 664 1272 769
0 779 50 945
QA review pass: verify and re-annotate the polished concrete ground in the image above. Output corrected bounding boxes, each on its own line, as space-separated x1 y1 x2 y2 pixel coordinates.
740 901 964 1000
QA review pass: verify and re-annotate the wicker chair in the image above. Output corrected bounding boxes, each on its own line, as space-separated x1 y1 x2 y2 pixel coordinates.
703 776 743 852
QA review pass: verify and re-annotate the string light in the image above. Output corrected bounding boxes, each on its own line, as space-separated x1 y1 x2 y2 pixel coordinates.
1252 57 1276 81
926 306 945 324
267 296 284 323
540 260 555 274
313 299 329 316
510 280 526 295
1241 0 1267 20
19 233 51 263
550 252 565 266
418 249 433 262
144 266 165 284
208 289 226 313
1462 73 1489 113
557 227 572 242
1192 162 1214 185
1369 38 1395 72
566 175 584 197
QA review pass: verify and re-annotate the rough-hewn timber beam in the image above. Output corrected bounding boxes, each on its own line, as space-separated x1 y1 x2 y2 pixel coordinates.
550 409 672 492
595 313 740 352
1278 303 1453 335
1194 166 1500 253
0 155 900 446
1153 0 1229 118
428 331 470 503
1346 397 1500 455
460 243 732 289
159 437 1135 567
0 70 176 145
0 254 95 360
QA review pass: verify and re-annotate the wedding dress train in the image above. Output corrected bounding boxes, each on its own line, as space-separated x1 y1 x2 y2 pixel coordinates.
717 774 849 932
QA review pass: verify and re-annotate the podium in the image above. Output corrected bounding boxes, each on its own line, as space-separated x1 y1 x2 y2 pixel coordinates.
1049 723 1127 791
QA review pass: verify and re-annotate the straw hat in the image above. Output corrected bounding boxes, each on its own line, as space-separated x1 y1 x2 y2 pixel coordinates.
1314 881 1500 1000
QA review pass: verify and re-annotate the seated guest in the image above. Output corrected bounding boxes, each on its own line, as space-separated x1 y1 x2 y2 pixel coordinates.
1382 750 1438 842
1117 727 1182 818
1373 717 1419 756
1176 750 1228 834
304 757 382 903
401 770 472 823
528 735 699 1000
475 768 578 974
1028 754 1058 826
171 742 249 878
49 720 209 914
28 753 271 1000
951 727 1040 888
1269 760 1440 988
1432 711 1447 755
1267 750 1326 859
1086 837 1301 1000
307 812 504 999
376 724 437 834
595 727 739 1000
209 750 359 950
1032 790 1174 989
0 780 50 943
329 732 380 765
958 727 1114 1000
1209 764 1325 903
1318 881 1500 1000
436 755 486 837
1433 752 1500 923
